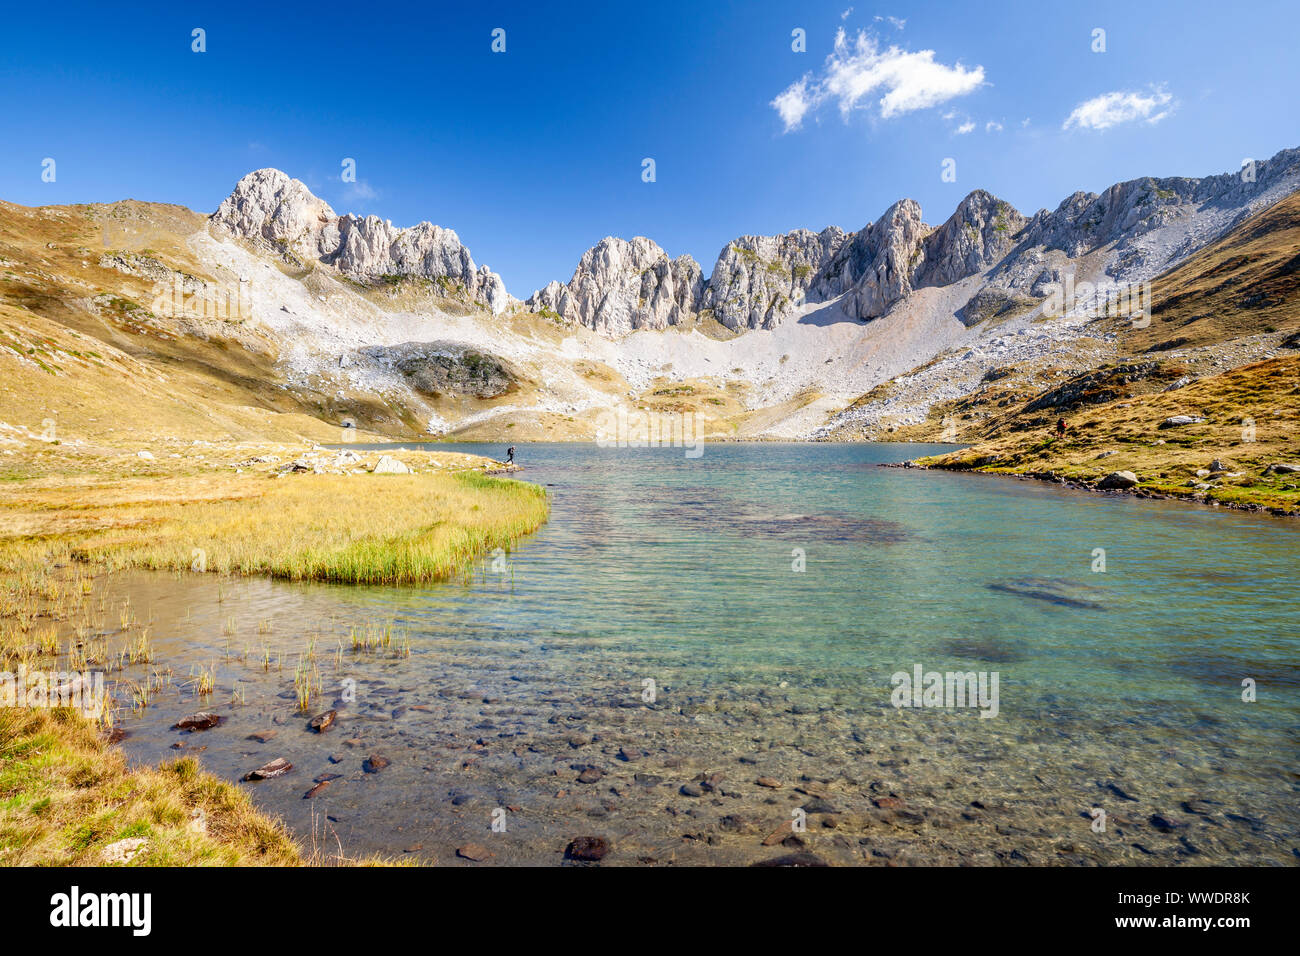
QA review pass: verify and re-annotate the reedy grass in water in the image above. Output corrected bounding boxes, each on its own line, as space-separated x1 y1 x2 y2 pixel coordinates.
0 455 545 866
0 470 549 586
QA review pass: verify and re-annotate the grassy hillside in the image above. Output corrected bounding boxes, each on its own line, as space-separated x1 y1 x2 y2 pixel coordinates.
921 357 1300 514
1124 191 1300 353
869 191 1300 515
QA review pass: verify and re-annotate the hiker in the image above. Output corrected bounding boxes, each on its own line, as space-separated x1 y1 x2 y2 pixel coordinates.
1056 418 1067 439
506 446 515 465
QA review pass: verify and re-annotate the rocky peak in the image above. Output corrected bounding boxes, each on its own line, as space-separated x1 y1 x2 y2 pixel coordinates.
211 169 511 313
526 236 702 335
918 190 1027 286
700 226 846 331
212 168 338 262
817 199 929 320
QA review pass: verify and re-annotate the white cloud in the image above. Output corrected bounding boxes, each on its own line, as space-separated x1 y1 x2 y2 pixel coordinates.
841 7 854 20
771 76 814 131
955 121 975 135
1062 87 1174 131
874 15 906 30
772 28 984 132
985 120 1003 133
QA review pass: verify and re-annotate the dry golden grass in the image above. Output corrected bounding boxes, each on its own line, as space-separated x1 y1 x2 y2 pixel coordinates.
0 706 300 866
0 446 548 585
1125 192 1300 353
923 357 1300 511
0 446 546 867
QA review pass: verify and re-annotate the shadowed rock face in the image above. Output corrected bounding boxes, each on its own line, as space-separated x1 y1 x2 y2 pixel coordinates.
211 169 511 313
361 342 517 399
700 227 847 331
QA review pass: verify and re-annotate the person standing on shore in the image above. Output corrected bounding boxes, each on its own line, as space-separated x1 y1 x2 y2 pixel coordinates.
506 446 515 465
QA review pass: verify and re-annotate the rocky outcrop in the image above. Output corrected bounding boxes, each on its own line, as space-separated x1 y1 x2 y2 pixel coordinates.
700 227 846 330
361 341 517 399
526 237 703 335
917 190 1027 287
819 192 1028 322
984 147 1300 304
534 192 1028 334
817 199 931 320
211 169 510 312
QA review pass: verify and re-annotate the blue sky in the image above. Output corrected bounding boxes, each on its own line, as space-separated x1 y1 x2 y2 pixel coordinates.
2 0 1297 295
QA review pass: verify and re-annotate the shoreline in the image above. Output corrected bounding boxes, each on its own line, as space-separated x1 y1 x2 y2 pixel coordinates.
883 459 1300 518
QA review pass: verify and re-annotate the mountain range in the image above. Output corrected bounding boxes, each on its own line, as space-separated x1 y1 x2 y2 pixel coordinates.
2 148 1298 451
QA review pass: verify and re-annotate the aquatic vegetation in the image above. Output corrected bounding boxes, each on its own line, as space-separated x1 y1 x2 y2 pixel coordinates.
188 664 215 697
986 577 1106 610
0 467 549 587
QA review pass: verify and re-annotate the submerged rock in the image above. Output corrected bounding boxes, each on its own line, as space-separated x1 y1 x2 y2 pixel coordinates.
988 577 1105 610
761 822 794 846
172 712 222 732
564 837 610 862
309 709 337 733
244 758 293 781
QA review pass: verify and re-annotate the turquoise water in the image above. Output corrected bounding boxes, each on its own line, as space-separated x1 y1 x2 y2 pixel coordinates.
115 442 1299 865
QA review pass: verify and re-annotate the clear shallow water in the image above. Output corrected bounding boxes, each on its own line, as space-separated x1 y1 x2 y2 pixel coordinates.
112 443 1299 865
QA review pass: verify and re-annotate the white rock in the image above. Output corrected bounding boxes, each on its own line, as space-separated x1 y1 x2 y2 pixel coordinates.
102 838 148 865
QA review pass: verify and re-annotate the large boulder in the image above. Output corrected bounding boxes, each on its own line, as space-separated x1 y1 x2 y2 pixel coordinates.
1097 471 1139 489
